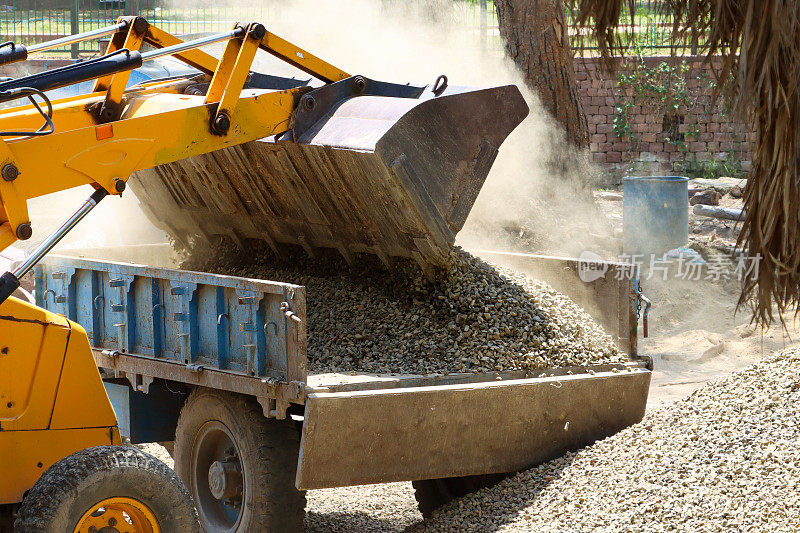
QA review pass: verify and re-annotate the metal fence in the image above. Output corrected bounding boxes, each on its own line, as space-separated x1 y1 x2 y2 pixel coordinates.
0 0 698 60
0 0 280 57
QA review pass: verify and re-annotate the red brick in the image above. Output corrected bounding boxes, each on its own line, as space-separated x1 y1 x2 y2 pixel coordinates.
599 106 613 115
612 142 629 151
689 141 707 152
591 133 608 143
585 105 600 115
650 142 664 153
597 123 615 134
606 151 622 163
599 142 614 152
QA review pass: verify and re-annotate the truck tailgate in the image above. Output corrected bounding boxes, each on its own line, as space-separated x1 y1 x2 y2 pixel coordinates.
297 364 650 489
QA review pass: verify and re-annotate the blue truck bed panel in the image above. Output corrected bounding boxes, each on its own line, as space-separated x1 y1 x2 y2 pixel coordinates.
35 256 307 383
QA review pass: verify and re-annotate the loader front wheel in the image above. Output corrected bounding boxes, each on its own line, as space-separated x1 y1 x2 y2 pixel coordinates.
412 473 508 518
174 388 306 533
14 445 199 532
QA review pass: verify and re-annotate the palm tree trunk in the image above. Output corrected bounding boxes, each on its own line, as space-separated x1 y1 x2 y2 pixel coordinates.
495 0 588 148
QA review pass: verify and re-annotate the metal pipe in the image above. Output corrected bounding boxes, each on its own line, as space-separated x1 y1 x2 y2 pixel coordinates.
12 188 108 279
0 49 142 104
27 22 128 55
141 28 245 63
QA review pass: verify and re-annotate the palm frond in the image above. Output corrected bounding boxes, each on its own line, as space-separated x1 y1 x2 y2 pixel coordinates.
568 0 800 326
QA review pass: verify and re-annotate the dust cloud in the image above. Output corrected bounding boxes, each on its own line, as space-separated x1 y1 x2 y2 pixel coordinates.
255 0 617 258
21 0 616 264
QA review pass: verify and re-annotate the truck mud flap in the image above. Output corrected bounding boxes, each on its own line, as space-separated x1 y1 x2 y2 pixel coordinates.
296 366 650 489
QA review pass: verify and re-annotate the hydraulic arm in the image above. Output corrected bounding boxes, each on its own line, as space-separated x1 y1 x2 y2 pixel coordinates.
0 17 356 294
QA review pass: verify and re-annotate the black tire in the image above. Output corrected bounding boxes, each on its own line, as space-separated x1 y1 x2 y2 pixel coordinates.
412 473 508 518
0 504 16 533
14 445 199 532
174 388 306 533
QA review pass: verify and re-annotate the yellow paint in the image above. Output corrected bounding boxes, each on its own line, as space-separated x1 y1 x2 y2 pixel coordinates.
217 31 263 118
0 298 120 503
102 23 147 107
75 497 160 533
0 427 119 504
260 30 350 83
205 24 245 105
50 321 118 431
0 297 70 430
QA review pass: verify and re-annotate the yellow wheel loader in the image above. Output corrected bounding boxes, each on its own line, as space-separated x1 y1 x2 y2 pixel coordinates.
0 16 534 532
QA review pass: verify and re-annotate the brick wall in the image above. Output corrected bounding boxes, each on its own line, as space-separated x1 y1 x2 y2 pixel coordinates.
574 56 754 174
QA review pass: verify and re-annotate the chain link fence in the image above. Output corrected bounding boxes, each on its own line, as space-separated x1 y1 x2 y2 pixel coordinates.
0 0 696 60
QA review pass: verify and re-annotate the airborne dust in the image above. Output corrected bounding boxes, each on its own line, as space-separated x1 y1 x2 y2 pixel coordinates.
22 0 615 261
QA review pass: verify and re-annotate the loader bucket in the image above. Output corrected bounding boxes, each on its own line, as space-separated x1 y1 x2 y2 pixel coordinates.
130 83 529 268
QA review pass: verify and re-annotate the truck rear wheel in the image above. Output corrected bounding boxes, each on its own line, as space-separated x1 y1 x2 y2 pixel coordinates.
14 445 199 532
412 473 508 518
174 388 306 532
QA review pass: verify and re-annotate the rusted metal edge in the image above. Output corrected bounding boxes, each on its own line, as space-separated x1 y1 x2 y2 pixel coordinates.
45 254 304 296
308 360 650 394
94 349 304 419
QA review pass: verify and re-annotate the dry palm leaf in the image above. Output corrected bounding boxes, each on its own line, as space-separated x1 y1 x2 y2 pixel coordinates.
567 0 800 327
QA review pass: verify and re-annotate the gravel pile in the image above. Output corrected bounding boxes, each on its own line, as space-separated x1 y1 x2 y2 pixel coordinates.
414 349 800 532
188 244 624 375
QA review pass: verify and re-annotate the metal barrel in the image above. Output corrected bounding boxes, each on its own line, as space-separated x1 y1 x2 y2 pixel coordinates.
623 176 689 258
130 83 529 269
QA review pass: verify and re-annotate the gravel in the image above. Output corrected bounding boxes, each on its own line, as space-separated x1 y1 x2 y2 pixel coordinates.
187 243 625 375
413 349 800 532
305 483 420 532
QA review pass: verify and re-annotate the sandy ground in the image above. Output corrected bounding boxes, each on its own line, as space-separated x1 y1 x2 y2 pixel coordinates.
643 276 800 406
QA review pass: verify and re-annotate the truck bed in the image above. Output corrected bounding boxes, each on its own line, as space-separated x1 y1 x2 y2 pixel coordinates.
35 251 650 489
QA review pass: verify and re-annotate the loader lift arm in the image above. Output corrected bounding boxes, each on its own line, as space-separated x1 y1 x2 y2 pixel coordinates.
0 17 419 303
